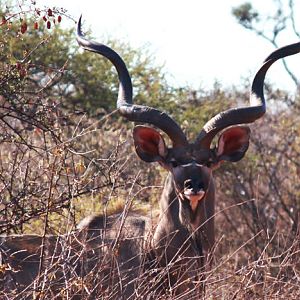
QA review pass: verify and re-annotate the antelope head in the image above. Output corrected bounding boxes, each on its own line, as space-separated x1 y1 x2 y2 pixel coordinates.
77 16 300 217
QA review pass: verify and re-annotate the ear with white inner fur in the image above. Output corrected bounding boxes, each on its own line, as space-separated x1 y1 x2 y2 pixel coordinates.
216 126 250 162
133 125 168 162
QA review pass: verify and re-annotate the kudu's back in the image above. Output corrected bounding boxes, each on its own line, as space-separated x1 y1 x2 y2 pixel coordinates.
0 212 151 299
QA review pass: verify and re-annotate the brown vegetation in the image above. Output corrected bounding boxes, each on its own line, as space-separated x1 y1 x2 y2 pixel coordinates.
0 1 300 299
0 100 299 299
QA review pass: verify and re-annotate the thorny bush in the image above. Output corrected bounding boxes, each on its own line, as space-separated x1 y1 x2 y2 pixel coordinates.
0 1 300 299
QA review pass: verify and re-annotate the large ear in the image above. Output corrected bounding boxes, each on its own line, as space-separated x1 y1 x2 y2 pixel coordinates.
216 126 250 162
133 125 168 162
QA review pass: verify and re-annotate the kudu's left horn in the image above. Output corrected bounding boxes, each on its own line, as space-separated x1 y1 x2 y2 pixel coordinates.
195 42 300 149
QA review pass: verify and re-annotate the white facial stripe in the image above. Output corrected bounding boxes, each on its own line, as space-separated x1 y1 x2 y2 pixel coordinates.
180 162 203 168
184 191 205 199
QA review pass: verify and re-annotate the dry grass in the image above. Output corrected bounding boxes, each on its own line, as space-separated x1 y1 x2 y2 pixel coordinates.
0 97 299 299
1 202 300 299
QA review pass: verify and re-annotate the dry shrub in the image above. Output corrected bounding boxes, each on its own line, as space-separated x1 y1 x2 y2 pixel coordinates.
1 2 300 297
1 102 299 299
207 110 300 299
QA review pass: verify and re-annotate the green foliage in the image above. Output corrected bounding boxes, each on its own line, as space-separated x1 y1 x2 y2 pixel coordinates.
0 1 186 118
1 1 240 134
177 85 235 140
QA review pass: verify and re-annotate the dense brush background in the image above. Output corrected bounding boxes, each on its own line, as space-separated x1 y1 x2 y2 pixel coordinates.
0 1 299 298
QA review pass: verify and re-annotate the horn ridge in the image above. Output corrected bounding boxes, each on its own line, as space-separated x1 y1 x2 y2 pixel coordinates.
76 16 188 147
195 42 300 149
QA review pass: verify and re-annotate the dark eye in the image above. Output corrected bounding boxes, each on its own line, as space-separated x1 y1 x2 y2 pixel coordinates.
206 159 214 168
170 160 179 168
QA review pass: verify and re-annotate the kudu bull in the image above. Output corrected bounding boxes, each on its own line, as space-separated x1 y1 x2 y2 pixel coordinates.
76 17 300 294
1 16 300 298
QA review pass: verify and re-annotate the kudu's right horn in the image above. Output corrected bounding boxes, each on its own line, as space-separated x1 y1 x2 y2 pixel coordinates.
77 16 188 148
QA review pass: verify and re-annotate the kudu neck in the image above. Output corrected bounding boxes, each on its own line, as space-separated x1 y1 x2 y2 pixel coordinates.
155 173 205 258
159 174 191 226
160 174 177 205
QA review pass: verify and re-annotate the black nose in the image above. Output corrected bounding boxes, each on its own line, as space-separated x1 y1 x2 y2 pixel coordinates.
184 179 203 193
